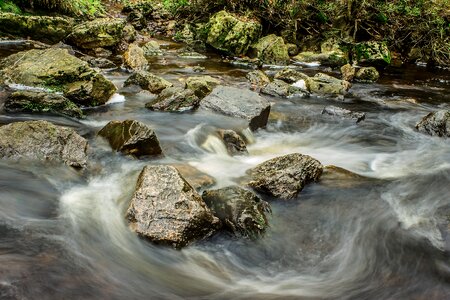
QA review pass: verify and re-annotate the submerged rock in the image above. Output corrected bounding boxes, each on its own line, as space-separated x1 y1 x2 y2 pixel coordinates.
185 76 220 98
98 120 162 157
322 106 365 123
4 90 84 118
353 41 391 66
293 50 348 68
123 43 148 70
126 165 219 248
355 67 379 82
146 87 200 112
217 129 248 156
0 48 116 106
340 64 356 82
247 153 323 200
274 68 309 84
206 10 261 56
0 12 74 44
202 186 271 237
246 70 270 88
200 86 271 131
306 73 351 95
261 79 308 98
250 34 290 65
416 110 450 138
124 71 172 94
320 165 372 188
0 120 88 168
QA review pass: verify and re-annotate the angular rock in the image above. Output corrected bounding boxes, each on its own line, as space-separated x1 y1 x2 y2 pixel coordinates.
355 67 379 82
261 79 309 98
171 164 216 191
206 10 262 56
218 129 248 156
415 110 450 137
293 51 348 67
340 64 356 82
124 71 172 94
4 90 84 118
0 12 74 44
142 40 163 57
0 48 116 106
306 73 351 95
185 76 220 98
246 70 270 88
98 120 162 157
247 153 323 200
353 41 391 66
126 165 219 248
66 18 127 49
322 106 365 123
274 68 309 84
200 86 271 131
250 34 290 65
123 43 148 70
0 120 88 168
145 87 200 112
202 186 271 237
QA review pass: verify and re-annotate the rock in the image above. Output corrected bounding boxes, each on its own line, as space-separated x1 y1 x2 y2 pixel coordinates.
415 110 450 137
142 40 163 57
124 71 172 94
126 9 146 30
98 120 162 157
185 76 220 98
322 105 365 123
293 51 348 67
0 120 88 168
246 70 270 88
0 12 74 44
320 165 372 188
126 165 219 248
121 24 137 44
66 18 127 49
353 41 391 66
80 55 116 69
217 129 248 156
261 79 309 98
247 153 323 200
355 67 379 82
145 87 200 112
306 73 351 95
177 50 207 59
0 48 116 106
202 186 271 237
274 68 309 84
123 43 148 70
170 164 216 191
340 64 356 82
250 34 290 65
206 10 262 56
286 43 299 56
4 90 84 118
200 86 271 131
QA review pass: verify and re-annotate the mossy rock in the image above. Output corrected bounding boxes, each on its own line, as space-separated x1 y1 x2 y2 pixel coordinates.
353 41 391 66
250 34 290 65
66 18 126 49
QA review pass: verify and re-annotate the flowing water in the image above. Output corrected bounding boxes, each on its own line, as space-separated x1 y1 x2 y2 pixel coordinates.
1 41 450 299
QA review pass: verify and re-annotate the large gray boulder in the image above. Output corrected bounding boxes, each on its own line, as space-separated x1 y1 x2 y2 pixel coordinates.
416 110 450 137
200 86 271 131
247 153 323 200
126 165 220 248
0 120 88 168
202 186 271 237
98 120 162 158
0 48 116 106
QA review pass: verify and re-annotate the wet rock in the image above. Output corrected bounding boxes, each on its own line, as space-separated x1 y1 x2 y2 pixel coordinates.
355 67 379 82
247 153 323 200
171 164 216 191
353 41 391 66
293 50 348 67
4 90 84 118
274 68 309 84
145 87 200 112
217 129 248 156
124 71 172 94
415 110 450 138
123 43 148 70
66 18 127 49
126 165 219 248
0 12 74 44
80 55 116 69
200 86 271 131
0 281 21 300
286 43 299 56
340 64 356 82
98 120 162 157
261 79 309 98
206 10 262 56
306 73 351 95
250 34 290 65
0 120 88 168
246 70 270 88
142 40 163 57
202 186 271 237
322 105 365 123
0 48 116 106
185 76 220 98
320 165 372 188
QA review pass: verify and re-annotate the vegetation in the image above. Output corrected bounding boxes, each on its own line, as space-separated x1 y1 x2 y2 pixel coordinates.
1 0 104 17
0 0 22 13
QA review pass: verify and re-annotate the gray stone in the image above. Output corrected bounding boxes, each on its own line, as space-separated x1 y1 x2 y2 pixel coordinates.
261 79 309 98
355 67 379 82
322 106 365 123
218 129 248 156
185 76 220 98
146 87 200 112
246 70 270 88
416 110 450 137
274 68 309 84
306 73 351 95
124 71 172 94
123 43 148 70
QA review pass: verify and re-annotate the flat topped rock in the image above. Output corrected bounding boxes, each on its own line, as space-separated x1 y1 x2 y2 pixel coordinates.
126 165 219 248
200 86 271 131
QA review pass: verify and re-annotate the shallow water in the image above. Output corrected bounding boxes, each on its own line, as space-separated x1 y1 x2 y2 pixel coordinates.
0 42 449 300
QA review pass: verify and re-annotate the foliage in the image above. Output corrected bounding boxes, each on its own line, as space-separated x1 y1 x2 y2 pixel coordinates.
11 0 104 17
0 0 22 13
